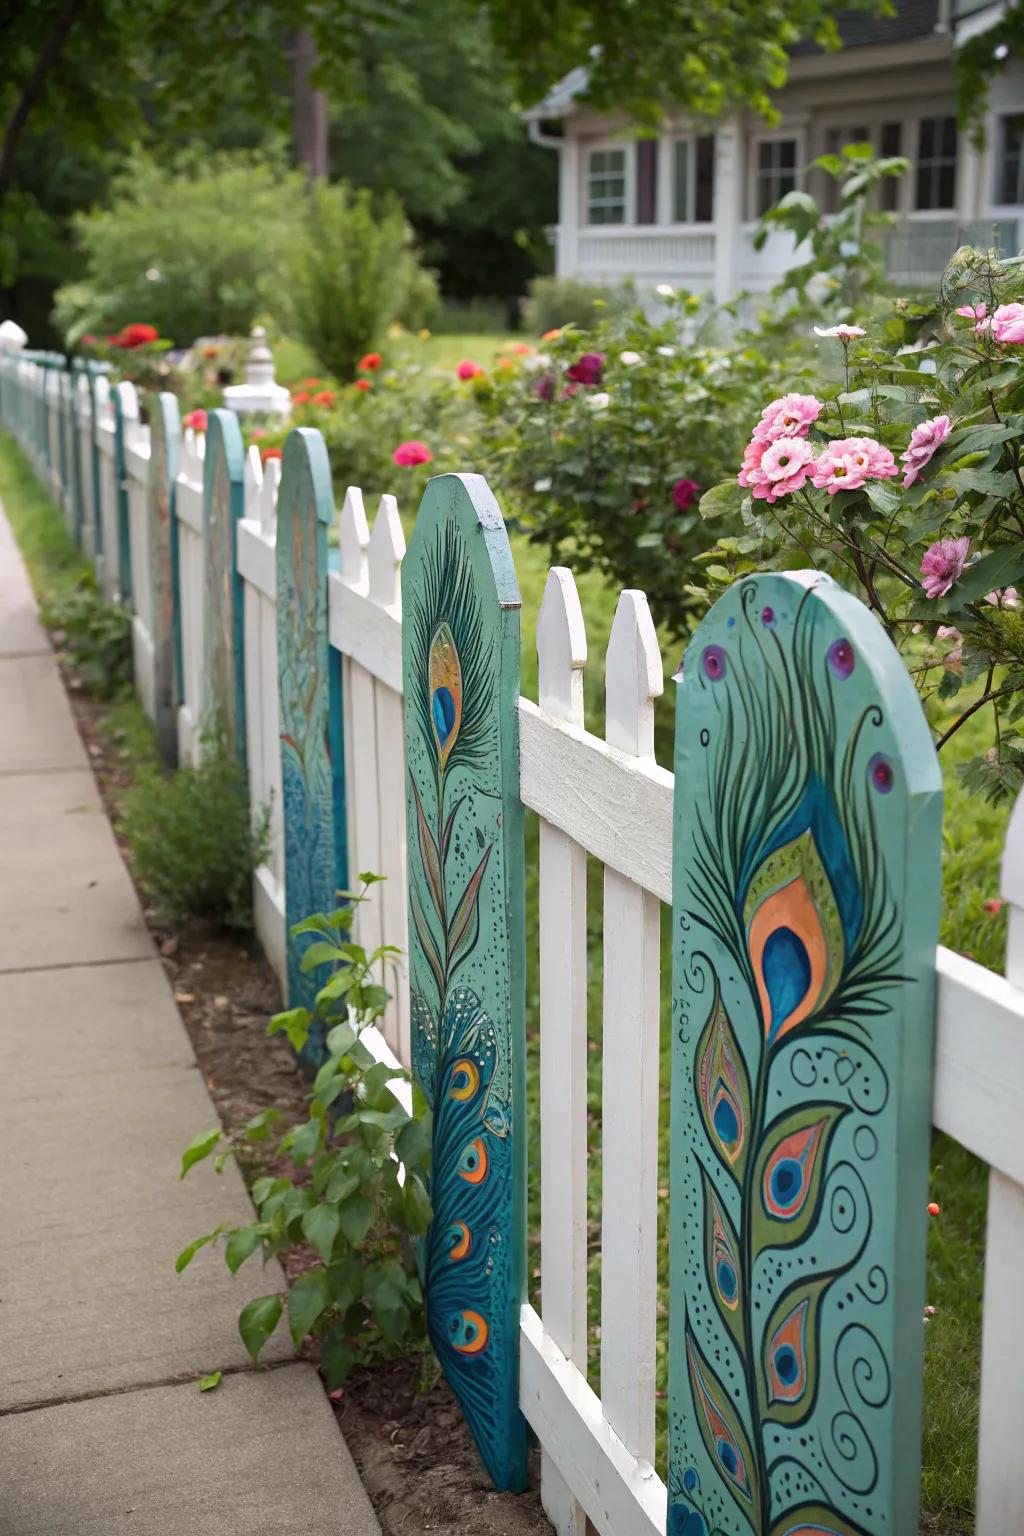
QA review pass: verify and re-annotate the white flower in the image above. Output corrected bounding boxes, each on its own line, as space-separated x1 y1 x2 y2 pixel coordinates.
524 352 551 370
656 283 676 298
145 267 162 282
534 477 552 493
587 391 611 410
813 323 866 341
619 350 643 366
656 345 676 357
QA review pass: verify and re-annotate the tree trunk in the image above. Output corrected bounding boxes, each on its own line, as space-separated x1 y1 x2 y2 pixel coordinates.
290 28 329 182
0 0 86 214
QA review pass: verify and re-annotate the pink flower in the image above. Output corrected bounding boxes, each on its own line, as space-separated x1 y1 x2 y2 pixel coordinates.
955 302 986 320
739 435 815 503
565 352 605 386
392 439 433 467
901 414 951 488
986 586 1020 608
991 303 1024 343
814 324 866 341
183 408 208 432
936 625 962 641
920 536 970 599
457 359 484 381
672 477 699 511
812 436 898 494
753 392 824 444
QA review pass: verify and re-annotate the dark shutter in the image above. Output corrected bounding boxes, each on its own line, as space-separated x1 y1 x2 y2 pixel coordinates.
636 139 658 224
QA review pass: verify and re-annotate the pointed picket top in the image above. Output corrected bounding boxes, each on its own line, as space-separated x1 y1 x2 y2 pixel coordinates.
537 566 587 724
339 484 370 587
180 426 205 484
93 372 112 424
260 454 281 537
367 493 404 612
243 442 262 512
605 589 662 756
115 380 140 439
75 370 91 416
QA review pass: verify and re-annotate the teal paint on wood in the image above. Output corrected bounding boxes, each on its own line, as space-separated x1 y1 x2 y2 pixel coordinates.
147 392 181 766
86 366 103 557
402 473 528 1493
203 408 246 760
69 362 85 548
112 387 133 603
666 572 942 1536
276 427 346 1064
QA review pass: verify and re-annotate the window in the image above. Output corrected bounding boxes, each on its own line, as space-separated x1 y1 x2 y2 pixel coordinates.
672 135 715 223
880 122 903 212
822 125 868 213
586 147 627 225
636 140 658 224
998 114 1024 204
754 138 798 218
915 117 957 210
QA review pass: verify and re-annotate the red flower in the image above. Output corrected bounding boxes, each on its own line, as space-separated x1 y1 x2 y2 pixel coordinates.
984 898 1004 915
313 389 335 407
512 342 532 355
117 322 159 349
457 359 484 381
672 477 699 511
292 391 311 406
566 351 605 386
183 408 208 432
355 379 372 391
301 377 322 388
359 352 382 372
262 446 283 462
392 440 432 467
250 427 267 442
81 333 96 346
202 345 219 359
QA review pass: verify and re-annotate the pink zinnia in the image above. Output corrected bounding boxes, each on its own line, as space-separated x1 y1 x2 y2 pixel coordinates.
753 392 823 444
457 359 484 381
920 537 970 599
812 436 898 494
183 408 208 432
739 435 815 503
901 414 951 488
672 477 699 511
392 439 433 467
991 303 1024 343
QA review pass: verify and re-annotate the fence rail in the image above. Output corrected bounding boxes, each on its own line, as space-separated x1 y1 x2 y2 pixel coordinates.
2 340 1023 1536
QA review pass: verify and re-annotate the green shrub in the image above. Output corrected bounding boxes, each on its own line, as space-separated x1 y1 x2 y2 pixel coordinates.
53 152 306 347
286 182 437 381
522 274 636 335
121 722 270 928
179 880 430 1386
43 574 132 697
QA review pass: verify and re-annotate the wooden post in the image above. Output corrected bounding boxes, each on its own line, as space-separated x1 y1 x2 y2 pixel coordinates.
402 472 528 1493
275 426 346 1063
203 407 246 760
147 391 182 766
667 571 942 1536
112 382 137 605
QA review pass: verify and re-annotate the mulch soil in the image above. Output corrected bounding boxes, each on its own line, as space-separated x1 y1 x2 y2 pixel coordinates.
60 661 554 1536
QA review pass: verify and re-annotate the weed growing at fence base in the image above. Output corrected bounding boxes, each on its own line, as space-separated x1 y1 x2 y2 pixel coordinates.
122 723 270 930
43 577 133 698
0 431 89 605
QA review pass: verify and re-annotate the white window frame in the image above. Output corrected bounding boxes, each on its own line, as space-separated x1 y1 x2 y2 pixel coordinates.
748 128 806 222
582 140 633 228
663 132 716 227
993 111 1024 210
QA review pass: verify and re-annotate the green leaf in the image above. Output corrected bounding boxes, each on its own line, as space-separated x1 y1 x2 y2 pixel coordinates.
241 1108 282 1142
316 969 357 1004
175 1225 226 1275
863 480 901 515
751 1103 848 1254
267 1007 311 1053
358 871 386 885
325 1165 361 1204
238 1294 283 1365
321 1331 355 1389
225 1225 265 1275
326 1020 357 1057
300 940 345 974
758 1273 833 1426
411 883 445 999
180 1127 222 1179
285 1118 323 1164
302 1203 342 1263
290 913 335 939
402 1174 433 1235
288 1266 332 1347
338 1193 375 1247
251 1176 277 1206
944 545 1024 609
699 479 745 521
395 1114 432 1169
198 1371 222 1392
447 844 493 973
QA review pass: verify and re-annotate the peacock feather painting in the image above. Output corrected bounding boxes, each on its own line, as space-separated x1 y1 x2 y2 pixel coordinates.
667 573 941 1536
402 474 528 1492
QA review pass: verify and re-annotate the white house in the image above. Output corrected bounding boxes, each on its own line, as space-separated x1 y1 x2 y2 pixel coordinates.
524 0 1024 302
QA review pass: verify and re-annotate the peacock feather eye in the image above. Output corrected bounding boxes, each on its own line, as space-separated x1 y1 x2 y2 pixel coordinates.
448 1308 489 1354
445 1220 472 1262
457 1136 489 1184
711 1200 740 1312
765 1296 810 1405
429 622 463 768
697 992 749 1175
761 1118 827 1222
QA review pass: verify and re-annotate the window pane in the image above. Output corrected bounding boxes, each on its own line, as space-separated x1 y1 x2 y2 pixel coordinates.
757 176 774 217
1000 115 1024 203
881 122 902 157
938 161 956 208
919 119 934 160
916 163 931 209
759 141 773 171
941 116 957 157
673 140 690 221
779 139 796 169
695 135 715 222
779 172 796 199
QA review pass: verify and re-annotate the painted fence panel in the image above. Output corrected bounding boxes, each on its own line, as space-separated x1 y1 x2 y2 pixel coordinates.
95 376 120 602
147 392 181 763
402 472 528 1493
175 428 206 765
203 407 246 759
112 383 137 603
667 572 942 1536
276 427 345 1062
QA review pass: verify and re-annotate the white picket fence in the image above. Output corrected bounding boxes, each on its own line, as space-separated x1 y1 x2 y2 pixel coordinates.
3 343 1024 1536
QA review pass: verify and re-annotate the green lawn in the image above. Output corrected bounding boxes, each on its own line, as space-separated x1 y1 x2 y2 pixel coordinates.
0 426 998 1531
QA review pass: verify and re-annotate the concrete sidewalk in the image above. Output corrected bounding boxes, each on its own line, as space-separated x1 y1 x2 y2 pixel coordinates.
0 502 380 1535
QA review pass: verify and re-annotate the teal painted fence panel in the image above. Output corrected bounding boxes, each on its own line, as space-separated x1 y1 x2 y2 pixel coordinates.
70 362 85 548
86 365 103 558
276 426 347 1063
147 392 181 765
112 385 133 603
667 572 942 1536
203 408 246 759
402 472 528 1493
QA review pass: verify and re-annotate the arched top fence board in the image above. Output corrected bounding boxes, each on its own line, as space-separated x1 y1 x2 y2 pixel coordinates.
276 427 346 1063
147 391 182 765
667 571 942 1536
112 384 135 603
203 407 247 760
401 472 528 1493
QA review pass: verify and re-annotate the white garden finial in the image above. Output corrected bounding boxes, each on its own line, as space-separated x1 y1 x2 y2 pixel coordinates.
605 590 663 757
222 326 292 419
367 494 405 612
339 485 370 588
538 567 587 723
